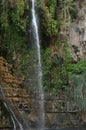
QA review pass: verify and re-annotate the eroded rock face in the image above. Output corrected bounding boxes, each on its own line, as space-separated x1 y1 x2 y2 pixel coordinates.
44 93 84 128
68 0 86 61
0 56 31 128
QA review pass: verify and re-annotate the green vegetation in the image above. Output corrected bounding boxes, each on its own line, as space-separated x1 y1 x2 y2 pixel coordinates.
68 60 86 74
0 0 85 111
0 0 29 76
42 47 68 93
62 42 86 110
2 24 28 76
37 0 76 38
9 0 29 32
42 40 86 101
4 26 26 53
70 72 86 110
57 0 76 28
38 0 61 37
61 0 76 26
0 0 29 32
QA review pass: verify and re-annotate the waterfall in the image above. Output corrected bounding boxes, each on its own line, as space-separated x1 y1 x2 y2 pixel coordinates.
31 0 45 129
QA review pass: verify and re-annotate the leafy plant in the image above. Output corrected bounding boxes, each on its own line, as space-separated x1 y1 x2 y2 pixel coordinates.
70 72 86 110
59 0 76 29
49 0 57 18
68 60 86 75
10 0 28 32
38 1 61 37
42 47 68 93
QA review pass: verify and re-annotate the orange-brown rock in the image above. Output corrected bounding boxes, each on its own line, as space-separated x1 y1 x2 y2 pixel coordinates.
0 56 31 114
0 56 22 88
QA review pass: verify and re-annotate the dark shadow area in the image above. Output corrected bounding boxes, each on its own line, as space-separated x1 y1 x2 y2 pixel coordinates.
45 125 86 130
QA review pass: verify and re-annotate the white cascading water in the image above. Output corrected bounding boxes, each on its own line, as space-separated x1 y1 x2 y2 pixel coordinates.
11 116 16 130
31 0 45 129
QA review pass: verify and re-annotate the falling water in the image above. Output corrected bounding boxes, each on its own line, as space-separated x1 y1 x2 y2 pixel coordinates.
31 0 45 129
11 116 16 130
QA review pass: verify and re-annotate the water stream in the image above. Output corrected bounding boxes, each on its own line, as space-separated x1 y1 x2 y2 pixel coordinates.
31 0 45 129
0 85 24 130
11 116 16 130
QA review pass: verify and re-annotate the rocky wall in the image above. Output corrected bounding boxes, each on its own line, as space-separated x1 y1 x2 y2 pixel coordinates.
44 93 84 128
0 99 13 128
30 93 85 128
68 0 86 61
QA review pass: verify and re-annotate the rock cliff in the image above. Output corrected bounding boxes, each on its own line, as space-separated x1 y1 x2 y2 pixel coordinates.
0 0 86 129
0 56 31 128
68 0 86 61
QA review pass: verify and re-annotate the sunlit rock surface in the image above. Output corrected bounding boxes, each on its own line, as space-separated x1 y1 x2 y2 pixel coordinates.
0 56 31 128
68 0 86 61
